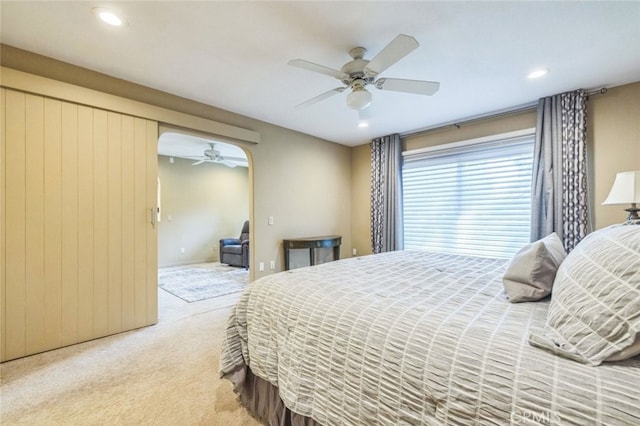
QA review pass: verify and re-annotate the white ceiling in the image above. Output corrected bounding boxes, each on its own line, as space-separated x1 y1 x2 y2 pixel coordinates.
1 1 639 147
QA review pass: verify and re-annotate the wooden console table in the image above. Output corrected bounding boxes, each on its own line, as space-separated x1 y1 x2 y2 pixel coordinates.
283 235 342 271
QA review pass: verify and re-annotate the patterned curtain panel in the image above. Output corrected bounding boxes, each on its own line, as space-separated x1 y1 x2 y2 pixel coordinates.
561 91 589 251
370 134 403 253
531 89 589 251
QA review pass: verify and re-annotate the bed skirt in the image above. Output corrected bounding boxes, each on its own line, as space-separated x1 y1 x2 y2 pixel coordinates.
225 365 321 426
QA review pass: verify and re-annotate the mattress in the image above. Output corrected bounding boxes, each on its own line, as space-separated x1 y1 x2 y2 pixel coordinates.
220 250 640 425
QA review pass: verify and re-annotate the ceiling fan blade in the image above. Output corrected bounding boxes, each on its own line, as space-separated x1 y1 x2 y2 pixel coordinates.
375 78 440 96
364 34 419 77
192 159 206 166
294 87 346 108
288 59 349 80
219 159 237 168
221 156 247 162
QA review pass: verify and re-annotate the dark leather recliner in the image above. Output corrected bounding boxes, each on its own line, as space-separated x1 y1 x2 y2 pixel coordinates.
219 220 249 268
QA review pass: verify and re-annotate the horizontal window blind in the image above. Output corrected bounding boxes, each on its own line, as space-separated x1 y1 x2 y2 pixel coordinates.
402 134 534 258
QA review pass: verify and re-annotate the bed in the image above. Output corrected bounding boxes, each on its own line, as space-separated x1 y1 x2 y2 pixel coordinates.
220 225 640 425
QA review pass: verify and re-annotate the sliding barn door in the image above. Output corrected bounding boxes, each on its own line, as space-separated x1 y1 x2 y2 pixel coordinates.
1 88 158 362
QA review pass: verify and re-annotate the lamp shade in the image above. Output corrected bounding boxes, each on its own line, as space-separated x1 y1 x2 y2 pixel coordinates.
602 171 640 205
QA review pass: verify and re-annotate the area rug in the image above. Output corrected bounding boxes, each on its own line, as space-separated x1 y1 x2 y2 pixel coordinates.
158 265 248 303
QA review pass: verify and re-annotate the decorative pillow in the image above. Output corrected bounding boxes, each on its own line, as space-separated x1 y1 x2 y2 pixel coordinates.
528 224 640 365
502 233 566 303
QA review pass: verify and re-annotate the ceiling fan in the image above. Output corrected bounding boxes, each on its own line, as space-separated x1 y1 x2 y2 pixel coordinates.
288 34 440 115
191 143 239 168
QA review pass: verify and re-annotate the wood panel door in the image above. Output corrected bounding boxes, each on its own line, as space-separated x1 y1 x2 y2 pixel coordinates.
1 88 158 362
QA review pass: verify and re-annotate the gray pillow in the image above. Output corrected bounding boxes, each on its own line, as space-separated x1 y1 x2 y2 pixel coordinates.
502 233 566 303
529 224 640 365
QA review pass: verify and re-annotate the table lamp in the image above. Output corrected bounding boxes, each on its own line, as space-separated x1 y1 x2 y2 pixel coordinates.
602 171 640 221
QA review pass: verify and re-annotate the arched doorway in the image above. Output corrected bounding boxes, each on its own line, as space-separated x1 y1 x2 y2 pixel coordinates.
156 130 251 319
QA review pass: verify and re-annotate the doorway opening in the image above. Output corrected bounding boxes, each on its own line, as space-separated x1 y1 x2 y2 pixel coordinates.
156 131 250 321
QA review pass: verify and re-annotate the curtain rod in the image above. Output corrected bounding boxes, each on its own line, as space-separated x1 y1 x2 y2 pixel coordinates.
401 87 607 139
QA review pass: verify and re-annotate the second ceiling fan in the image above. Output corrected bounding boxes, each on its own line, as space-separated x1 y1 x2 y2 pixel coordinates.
289 34 440 115
191 143 240 168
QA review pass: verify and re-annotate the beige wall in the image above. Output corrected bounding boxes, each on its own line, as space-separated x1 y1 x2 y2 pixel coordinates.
157 155 249 267
589 82 640 228
403 109 537 151
351 144 374 256
350 82 640 250
1 45 352 281
250 124 352 272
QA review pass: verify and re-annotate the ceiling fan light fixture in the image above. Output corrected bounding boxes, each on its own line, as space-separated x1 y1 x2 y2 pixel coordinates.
347 88 372 111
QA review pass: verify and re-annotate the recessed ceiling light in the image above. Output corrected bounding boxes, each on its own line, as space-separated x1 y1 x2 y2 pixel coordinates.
93 8 125 26
358 121 369 128
527 68 548 79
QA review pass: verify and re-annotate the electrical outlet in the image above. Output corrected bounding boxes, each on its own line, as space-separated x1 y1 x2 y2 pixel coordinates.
270 260 275 270
180 247 185 254
268 216 274 226
352 248 357 256
259 262 265 271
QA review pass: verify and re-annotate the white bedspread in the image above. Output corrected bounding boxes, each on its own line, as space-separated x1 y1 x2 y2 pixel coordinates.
220 250 640 425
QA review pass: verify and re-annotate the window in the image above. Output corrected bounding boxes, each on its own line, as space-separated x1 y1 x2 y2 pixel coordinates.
402 130 534 258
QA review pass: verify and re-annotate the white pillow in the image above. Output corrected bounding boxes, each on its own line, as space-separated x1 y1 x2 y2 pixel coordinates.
502 233 566 303
529 224 640 365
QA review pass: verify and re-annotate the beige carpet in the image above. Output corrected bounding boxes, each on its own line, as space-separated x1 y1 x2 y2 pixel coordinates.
0 289 260 425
